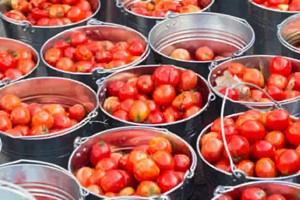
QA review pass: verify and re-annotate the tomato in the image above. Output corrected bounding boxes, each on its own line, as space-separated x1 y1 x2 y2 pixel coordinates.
264 131 286 149
250 89 265 102
131 7 150 15
225 135 250 163
157 170 180 193
31 125 49 135
217 124 239 140
228 62 246 78
237 160 255 176
49 18 65 26
211 117 235 133
0 52 16 71
136 181 161 197
251 140 275 160
239 120 266 144
184 105 201 118
56 57 76 72
152 84 176 106
62 0 78 5
0 115 12 131
118 99 134 113
133 158 160 181
267 194 286 200
163 106 183 122
287 72 300 90
286 123 300 146
4 10 26 21
127 151 148 172
201 132 219 146
95 51 112 63
128 100 150 123
170 48 191 60
242 68 264 88
136 75 154 94
14 125 30 136
219 88 239 100
194 91 203 107
100 170 126 193
6 128 23 136
201 137 223 163
52 114 71 129
266 109 290 131
113 110 129 121
76 0 91 12
217 195 234 200
112 50 130 61
66 6 85 22
152 65 180 86
151 151 174 171
107 60 126 69
4 68 22 80
95 158 118 171
173 154 190 172
70 32 88 47
118 154 129 170
283 90 300 99
86 169 105 186
0 94 21 112
241 187 267 200
48 4 65 18
119 187 135 196
215 159 231 172
172 91 197 111
110 42 129 53
255 158 277 178
53 40 70 50
74 61 93 72
31 110 54 129
128 41 145 56
31 8 49 19
119 83 138 100
13 49 32 60
63 47 76 59
68 104 85 121
266 85 285 101
270 56 292 77
42 104 65 116
267 74 288 90
107 80 125 97
148 137 172 154
11 0 30 12
75 167 94 187
36 17 49 26
195 46 215 61
90 141 111 166
16 59 35 75
148 111 165 124
74 45 93 61
86 185 103 195
10 106 30 125
276 149 300 175
177 69 198 91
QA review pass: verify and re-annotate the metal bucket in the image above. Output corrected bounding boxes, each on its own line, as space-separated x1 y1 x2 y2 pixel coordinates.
248 1 298 55
117 0 214 37
0 180 35 200
208 55 300 117
148 12 255 79
98 0 123 24
96 64 214 145
0 0 101 51
278 13 300 60
0 77 99 168
0 159 85 200
212 181 300 199
41 20 150 91
68 126 197 200
211 0 248 19
0 37 39 86
196 112 300 195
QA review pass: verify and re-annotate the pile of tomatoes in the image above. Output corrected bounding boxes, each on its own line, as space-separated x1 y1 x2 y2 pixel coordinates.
170 46 225 61
75 136 191 197
0 48 36 81
4 0 93 26
130 0 202 17
200 109 300 178
43 31 146 72
0 94 86 136
218 186 295 200
252 0 300 11
216 56 300 102
103 65 203 124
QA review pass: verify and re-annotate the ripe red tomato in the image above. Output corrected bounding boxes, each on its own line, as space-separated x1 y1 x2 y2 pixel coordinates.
13 48 32 60
225 135 250 163
63 47 76 59
267 74 288 89
119 83 138 100
211 117 235 133
75 167 94 187
118 154 129 170
152 84 176 106
251 140 275 160
172 91 197 111
285 123 300 146
5 68 22 80
215 159 231 172
86 169 105 186
151 151 174 171
177 69 198 91
128 100 150 123
95 158 118 171
218 194 234 200
264 131 286 149
163 106 183 122
108 80 125 97
152 65 180 86
119 98 134 113
36 17 49 26
133 158 160 181
10 106 30 125
100 170 126 193
148 137 172 154
201 131 219 146
75 45 93 61
31 125 49 135
68 104 85 121
128 41 145 56
270 56 292 77
136 181 161 197
267 194 286 200
276 149 300 175
48 18 64 26
76 0 91 12
70 32 88 47
241 187 267 200
31 110 54 129
237 160 255 176
52 114 71 129
287 72 300 90
148 111 165 124
127 150 148 172
90 141 111 166
219 88 239 100
48 4 65 18
184 105 201 118
14 125 30 136
0 94 21 112
56 57 76 72
266 109 290 131
170 48 191 61
195 46 215 61
173 154 190 172
201 137 224 163
283 90 300 99
74 61 93 72
0 115 12 131
16 59 35 75
66 6 85 22
242 68 264 88
239 120 266 144
113 110 129 121
255 158 277 178
228 62 246 78
157 170 180 193
266 85 285 101
136 75 154 94
95 51 112 63
0 52 16 71
217 124 239 139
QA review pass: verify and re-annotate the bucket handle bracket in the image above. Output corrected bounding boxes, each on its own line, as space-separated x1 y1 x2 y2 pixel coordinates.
73 136 89 149
213 185 234 196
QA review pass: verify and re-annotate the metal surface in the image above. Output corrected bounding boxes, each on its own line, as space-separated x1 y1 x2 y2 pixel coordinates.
117 0 214 37
41 21 150 91
248 1 297 55
96 64 213 145
278 13 300 60
0 77 99 168
212 181 300 199
0 159 84 200
0 37 40 86
148 12 255 79
208 55 300 117
211 0 249 19
69 126 197 200
0 180 35 200
0 0 101 51
99 0 124 24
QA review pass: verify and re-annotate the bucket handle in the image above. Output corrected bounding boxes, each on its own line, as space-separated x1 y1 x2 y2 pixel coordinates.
115 0 124 8
213 185 234 196
73 136 90 149
87 18 125 28
0 78 11 88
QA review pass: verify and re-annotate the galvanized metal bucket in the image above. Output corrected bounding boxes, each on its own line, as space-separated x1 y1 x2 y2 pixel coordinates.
211 0 249 19
96 64 215 145
212 181 300 199
99 0 123 24
208 55 300 117
0 159 86 200
148 12 255 79
0 77 99 168
41 20 150 91
0 37 40 85
68 126 197 200
116 0 215 37
248 1 298 55
0 180 35 200
278 13 300 60
0 0 101 51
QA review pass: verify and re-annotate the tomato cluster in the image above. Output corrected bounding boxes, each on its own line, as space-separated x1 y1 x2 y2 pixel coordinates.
218 186 294 200
200 109 300 178
0 94 86 136
75 137 191 197
170 46 225 61
252 0 300 11
44 31 146 72
130 0 202 17
103 65 203 124
4 0 93 26
217 56 300 102
0 48 36 81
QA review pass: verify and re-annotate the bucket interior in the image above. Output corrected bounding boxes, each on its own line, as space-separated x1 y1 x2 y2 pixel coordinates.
149 13 254 62
279 14 300 53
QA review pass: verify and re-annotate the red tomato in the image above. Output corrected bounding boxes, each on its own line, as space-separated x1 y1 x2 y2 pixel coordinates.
13 49 32 60
173 154 191 172
95 51 112 63
86 169 105 186
217 124 239 139
251 140 275 160
14 125 30 136
225 135 250 163
265 131 286 149
113 110 129 121
241 187 267 200
283 90 300 99
119 83 138 100
133 158 160 181
0 94 21 112
286 123 300 146
10 106 30 125
170 48 191 61
31 8 49 19
43 104 66 116
127 150 148 172
119 98 134 112
228 62 246 78
90 141 111 166
276 149 300 175
62 0 79 5
48 4 65 18
31 125 49 135
31 110 54 129
75 167 94 187
45 48 64 66
243 68 265 88
108 80 125 97
195 46 215 61
52 114 71 129
68 104 85 121
267 194 286 200
267 74 288 89
74 61 93 72
76 0 91 12
151 151 175 171
75 45 93 61
184 105 201 118
128 41 145 56
266 85 285 101
63 47 76 59
239 120 266 144
201 131 219 146
152 65 180 86
118 154 129 170
266 109 290 131
163 106 183 122
16 59 35 75
177 69 198 91
103 97 120 114
255 158 277 178
70 32 88 47
136 181 161 197
148 111 165 124
53 40 70 50
66 6 85 22
56 57 76 72
136 75 154 94
148 137 172 154
4 10 26 21
95 158 118 171
0 52 16 71
5 68 22 80
287 72 300 90
215 159 231 172
157 170 180 193
250 89 265 102
219 88 239 100
36 17 49 26
211 117 235 133
100 170 126 193
0 115 12 131
237 160 255 176
201 137 224 163
172 91 197 111
152 84 176 106
270 56 292 77
128 100 150 123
